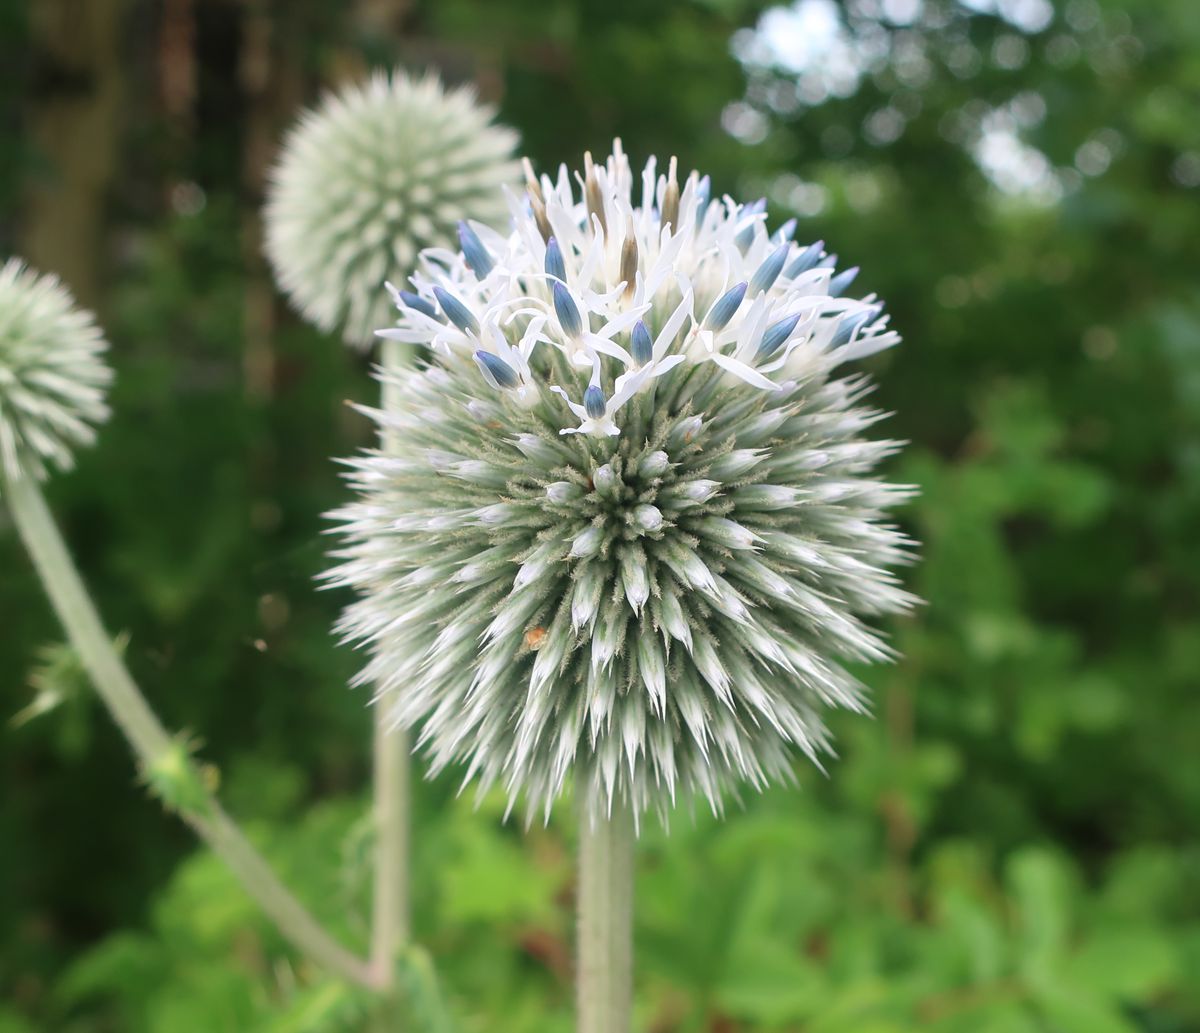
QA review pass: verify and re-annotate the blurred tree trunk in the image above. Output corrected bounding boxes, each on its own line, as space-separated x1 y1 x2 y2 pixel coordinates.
23 0 127 308
240 1 279 401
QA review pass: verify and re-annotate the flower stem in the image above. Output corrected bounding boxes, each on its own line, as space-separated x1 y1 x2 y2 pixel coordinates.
370 338 413 987
577 797 635 1033
3 467 376 990
370 705 410 982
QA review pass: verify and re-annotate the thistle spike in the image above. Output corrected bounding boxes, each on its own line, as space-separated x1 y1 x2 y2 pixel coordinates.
552 281 584 338
584 151 607 236
785 240 824 278
474 350 519 390
661 156 680 231
397 290 439 320
432 286 479 336
756 312 803 361
545 236 567 282
828 266 860 298
704 281 748 331
584 384 607 419
620 215 639 300
631 320 654 366
750 243 790 295
458 221 494 278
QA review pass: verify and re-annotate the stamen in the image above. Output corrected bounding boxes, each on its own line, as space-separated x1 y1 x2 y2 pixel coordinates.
620 215 638 301
584 151 608 236
661 156 680 231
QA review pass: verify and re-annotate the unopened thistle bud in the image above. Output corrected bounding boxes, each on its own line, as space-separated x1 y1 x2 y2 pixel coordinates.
0 260 111 483
264 70 519 348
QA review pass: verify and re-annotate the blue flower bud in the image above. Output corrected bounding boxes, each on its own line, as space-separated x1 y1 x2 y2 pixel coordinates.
694 175 711 227
818 252 838 269
773 218 797 242
735 200 764 249
785 240 823 278
830 309 872 348
457 221 493 278
584 384 606 419
704 281 747 332
631 320 654 366
544 236 566 282
398 290 439 320
750 243 790 295
474 350 519 389
433 287 479 336
552 280 583 338
756 312 803 361
828 266 859 298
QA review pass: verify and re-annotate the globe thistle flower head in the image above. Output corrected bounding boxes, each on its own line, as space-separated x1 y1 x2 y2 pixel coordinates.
330 143 917 823
0 259 111 483
264 69 520 348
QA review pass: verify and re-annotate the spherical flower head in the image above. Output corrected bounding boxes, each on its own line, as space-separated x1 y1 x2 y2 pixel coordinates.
330 143 917 823
0 259 111 483
264 69 521 349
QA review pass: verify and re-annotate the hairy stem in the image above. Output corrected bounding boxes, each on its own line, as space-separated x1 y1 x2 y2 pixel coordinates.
370 338 413 986
577 797 635 1033
4 467 376 989
370 704 410 982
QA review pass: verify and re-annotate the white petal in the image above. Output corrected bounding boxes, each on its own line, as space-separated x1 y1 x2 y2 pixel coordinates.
710 352 782 391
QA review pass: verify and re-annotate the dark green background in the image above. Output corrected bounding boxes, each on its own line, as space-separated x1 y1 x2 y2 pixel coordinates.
2 1 1198 1030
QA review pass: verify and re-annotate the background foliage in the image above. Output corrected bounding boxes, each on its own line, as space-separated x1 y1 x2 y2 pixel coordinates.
2 0 1199 1030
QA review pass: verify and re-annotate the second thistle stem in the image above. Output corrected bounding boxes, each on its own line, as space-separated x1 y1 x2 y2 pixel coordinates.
369 338 413 985
3 467 374 989
577 797 635 1033
370 710 410 981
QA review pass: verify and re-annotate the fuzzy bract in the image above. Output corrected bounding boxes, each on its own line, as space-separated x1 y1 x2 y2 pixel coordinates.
264 70 520 348
329 144 917 822
0 259 111 483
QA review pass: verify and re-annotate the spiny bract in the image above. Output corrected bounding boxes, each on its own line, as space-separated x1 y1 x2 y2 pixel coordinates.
0 259 111 483
264 69 520 348
330 143 917 822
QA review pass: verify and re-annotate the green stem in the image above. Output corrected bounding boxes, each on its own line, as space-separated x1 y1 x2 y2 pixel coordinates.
370 338 413 987
370 708 410 982
4 467 376 990
577 797 635 1033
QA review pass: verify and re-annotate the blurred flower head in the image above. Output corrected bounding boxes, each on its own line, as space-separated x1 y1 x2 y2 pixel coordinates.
329 143 916 822
0 259 111 483
264 69 520 349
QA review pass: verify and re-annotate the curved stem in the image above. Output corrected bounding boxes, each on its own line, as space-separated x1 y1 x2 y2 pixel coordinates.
4 467 376 990
369 338 413 986
577 797 635 1033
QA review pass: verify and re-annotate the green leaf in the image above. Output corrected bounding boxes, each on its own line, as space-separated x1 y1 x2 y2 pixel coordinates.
1032 982 1141 1033
714 938 826 1023
1007 848 1074 976
57 931 164 1006
0 1009 38 1033
439 823 560 925
1064 927 1178 1001
936 887 1007 983
266 980 371 1033
395 946 455 1033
